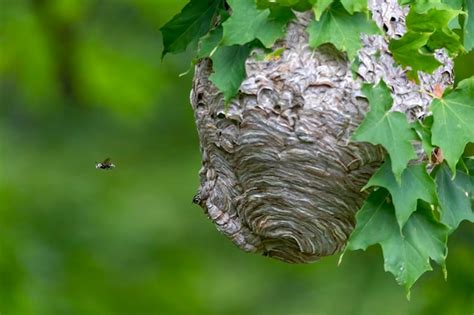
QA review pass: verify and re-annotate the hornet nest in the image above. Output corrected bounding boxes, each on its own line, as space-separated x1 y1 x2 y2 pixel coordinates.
190 0 453 263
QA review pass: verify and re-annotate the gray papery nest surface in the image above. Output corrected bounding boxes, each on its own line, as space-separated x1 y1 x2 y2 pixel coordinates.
190 0 453 263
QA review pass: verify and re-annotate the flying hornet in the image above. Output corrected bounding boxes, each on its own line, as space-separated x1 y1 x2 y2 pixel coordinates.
95 158 115 170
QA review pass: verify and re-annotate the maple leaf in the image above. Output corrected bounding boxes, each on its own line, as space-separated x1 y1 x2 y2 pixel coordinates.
307 0 379 60
345 189 449 297
464 0 474 51
352 81 418 182
209 44 252 103
340 0 368 14
388 4 463 78
309 0 333 20
411 116 435 157
160 0 224 59
430 77 474 174
222 0 294 48
435 163 474 230
364 159 438 230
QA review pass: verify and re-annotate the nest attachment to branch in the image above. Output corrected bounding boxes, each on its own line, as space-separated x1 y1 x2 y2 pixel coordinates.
190 0 453 263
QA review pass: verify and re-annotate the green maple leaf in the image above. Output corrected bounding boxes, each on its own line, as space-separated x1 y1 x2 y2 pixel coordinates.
196 9 229 60
222 0 294 48
407 5 463 54
382 202 448 296
364 159 438 230
257 0 312 10
430 77 474 174
351 81 418 182
309 0 333 20
197 26 223 59
388 4 463 78
340 0 368 14
411 0 462 13
307 1 379 60
257 0 301 6
464 0 474 51
309 0 367 19
411 0 464 29
160 0 224 59
343 189 395 251
389 32 441 79
345 189 449 296
411 116 435 157
435 163 474 230
209 44 252 103
444 0 463 10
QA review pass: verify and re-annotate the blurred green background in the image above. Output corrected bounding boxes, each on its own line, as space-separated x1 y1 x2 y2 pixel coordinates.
1 1 473 314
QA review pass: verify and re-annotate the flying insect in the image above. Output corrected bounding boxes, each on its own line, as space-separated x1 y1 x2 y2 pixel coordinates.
96 158 115 170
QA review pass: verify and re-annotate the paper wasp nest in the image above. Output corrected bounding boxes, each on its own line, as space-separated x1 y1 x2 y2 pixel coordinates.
190 0 453 263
